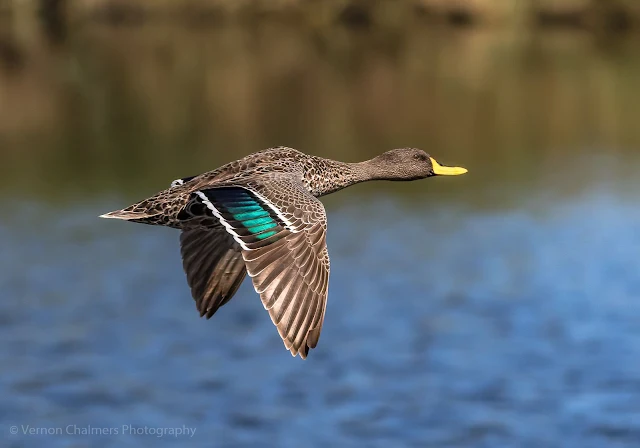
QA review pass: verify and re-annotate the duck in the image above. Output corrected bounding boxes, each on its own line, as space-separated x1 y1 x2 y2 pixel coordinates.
100 146 467 358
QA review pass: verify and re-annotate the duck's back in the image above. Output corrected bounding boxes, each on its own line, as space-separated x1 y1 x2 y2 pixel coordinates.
186 147 307 188
100 147 309 228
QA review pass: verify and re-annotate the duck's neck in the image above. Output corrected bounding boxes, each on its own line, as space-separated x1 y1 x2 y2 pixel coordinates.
303 156 393 197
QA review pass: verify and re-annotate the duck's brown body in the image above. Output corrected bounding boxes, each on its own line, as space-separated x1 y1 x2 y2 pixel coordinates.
101 146 466 358
104 147 358 228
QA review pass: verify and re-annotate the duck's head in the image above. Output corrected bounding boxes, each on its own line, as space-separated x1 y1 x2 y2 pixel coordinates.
366 148 468 181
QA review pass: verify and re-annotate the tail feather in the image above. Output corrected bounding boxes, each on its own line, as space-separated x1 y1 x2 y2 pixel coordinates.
99 206 167 226
99 188 190 227
99 193 167 223
99 209 151 220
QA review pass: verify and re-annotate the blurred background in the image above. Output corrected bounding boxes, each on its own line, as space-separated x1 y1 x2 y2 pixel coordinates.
2 0 640 447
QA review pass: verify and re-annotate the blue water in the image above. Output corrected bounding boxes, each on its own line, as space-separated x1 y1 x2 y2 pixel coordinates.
2 187 640 447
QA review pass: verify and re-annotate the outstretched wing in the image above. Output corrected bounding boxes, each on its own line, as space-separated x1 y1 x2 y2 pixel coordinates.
179 226 247 318
193 180 330 358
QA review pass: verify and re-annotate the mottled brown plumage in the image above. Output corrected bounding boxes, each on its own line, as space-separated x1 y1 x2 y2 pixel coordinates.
100 146 467 358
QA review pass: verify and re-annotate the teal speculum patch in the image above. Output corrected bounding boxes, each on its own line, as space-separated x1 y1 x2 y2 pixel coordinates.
202 187 283 240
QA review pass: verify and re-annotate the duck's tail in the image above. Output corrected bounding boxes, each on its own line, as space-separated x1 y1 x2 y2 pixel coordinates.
100 189 186 227
99 208 155 222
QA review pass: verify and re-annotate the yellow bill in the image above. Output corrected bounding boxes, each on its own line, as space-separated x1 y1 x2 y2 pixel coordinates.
430 157 468 176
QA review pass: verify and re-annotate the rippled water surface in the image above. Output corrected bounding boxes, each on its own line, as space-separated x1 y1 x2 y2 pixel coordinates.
2 20 640 448
4 184 640 447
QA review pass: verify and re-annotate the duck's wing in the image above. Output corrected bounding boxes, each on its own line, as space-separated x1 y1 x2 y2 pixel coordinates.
190 178 330 358
179 225 247 318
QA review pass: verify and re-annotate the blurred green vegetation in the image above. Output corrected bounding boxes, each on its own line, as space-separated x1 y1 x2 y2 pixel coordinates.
3 0 640 30
1 1 640 208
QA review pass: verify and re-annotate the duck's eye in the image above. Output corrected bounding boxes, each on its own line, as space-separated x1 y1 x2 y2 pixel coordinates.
414 153 427 161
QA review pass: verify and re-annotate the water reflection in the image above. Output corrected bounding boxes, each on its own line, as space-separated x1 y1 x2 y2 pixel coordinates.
2 20 640 448
2 24 640 199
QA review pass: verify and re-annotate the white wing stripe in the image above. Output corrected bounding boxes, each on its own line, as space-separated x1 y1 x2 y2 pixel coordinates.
248 188 299 233
195 191 250 250
195 186 301 251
